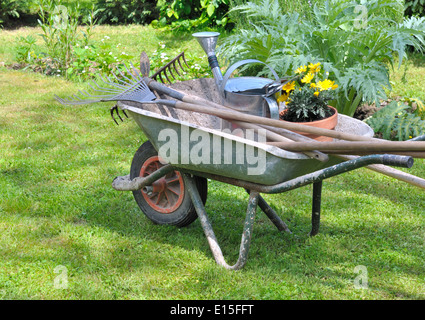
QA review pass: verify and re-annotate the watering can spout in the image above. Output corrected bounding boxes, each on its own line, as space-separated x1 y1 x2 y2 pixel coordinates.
193 31 281 124
192 31 223 88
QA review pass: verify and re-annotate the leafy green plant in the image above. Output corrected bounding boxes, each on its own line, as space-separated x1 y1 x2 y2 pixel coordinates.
219 0 425 117
37 0 95 77
93 0 157 25
364 100 425 140
153 0 231 31
67 36 134 80
15 35 38 64
12 1 138 81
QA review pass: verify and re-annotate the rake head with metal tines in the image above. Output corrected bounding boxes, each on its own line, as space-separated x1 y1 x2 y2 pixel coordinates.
55 68 157 106
151 52 189 84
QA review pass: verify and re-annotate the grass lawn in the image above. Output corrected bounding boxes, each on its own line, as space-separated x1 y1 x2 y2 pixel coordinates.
1 25 425 300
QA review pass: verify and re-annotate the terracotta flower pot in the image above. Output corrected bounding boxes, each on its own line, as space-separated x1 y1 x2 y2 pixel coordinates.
280 106 338 142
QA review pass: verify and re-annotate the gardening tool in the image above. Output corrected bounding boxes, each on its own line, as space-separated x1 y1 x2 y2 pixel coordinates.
55 65 423 145
55 71 371 142
56 68 425 161
267 140 425 154
55 63 326 161
110 104 128 125
192 31 280 120
150 52 190 84
137 53 329 162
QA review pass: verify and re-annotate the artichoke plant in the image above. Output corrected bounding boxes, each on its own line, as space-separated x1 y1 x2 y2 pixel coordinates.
218 0 425 116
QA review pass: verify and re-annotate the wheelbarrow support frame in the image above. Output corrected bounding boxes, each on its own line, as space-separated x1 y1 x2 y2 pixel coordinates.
181 154 413 270
112 154 413 270
185 175 259 270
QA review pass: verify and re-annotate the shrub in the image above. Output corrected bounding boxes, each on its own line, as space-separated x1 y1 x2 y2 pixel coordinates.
0 0 33 27
94 0 157 25
66 36 134 80
0 0 19 27
228 0 322 27
152 0 232 31
219 0 425 117
405 0 425 17
37 0 95 77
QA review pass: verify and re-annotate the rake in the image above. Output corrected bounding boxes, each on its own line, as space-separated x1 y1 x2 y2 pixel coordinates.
55 65 406 144
151 52 190 84
55 66 157 124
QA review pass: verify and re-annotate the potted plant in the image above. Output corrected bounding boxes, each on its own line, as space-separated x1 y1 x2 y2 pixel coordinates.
277 62 339 141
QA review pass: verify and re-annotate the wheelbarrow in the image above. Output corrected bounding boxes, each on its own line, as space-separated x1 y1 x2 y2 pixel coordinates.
110 78 414 270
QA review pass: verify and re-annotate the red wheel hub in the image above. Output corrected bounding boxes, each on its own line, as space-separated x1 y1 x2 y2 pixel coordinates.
139 156 184 213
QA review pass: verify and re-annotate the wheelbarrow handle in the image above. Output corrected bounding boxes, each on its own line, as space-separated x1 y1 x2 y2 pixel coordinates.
112 164 174 191
190 154 414 195
382 154 414 168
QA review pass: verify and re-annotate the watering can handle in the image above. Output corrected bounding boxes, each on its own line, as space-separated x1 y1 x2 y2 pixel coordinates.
220 59 280 94
220 59 280 120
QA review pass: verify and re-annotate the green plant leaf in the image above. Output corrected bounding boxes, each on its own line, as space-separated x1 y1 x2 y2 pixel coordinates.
207 4 215 17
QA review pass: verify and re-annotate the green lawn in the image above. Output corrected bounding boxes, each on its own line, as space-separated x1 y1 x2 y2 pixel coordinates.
1 25 425 300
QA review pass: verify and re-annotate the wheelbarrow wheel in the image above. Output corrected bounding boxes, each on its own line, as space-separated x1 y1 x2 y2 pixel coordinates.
130 140 207 227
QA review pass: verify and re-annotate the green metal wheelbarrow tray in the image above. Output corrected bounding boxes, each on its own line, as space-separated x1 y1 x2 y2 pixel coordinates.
110 80 414 270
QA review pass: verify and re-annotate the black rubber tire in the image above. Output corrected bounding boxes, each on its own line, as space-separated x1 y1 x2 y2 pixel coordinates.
130 140 207 227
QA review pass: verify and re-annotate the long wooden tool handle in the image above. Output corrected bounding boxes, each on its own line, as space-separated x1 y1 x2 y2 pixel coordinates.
139 54 425 191
233 120 329 162
339 155 425 190
145 77 364 141
166 100 378 142
267 140 425 153
145 77 329 161
146 78 378 142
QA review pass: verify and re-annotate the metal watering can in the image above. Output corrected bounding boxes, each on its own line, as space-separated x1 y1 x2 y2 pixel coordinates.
192 32 280 121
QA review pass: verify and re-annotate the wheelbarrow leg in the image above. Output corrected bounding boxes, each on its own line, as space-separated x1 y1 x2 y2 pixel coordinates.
184 174 259 270
245 189 292 234
310 181 323 237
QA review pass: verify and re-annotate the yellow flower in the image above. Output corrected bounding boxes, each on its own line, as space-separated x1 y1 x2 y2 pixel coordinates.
301 73 314 84
314 91 320 97
310 83 317 88
317 79 337 91
277 92 289 103
308 62 321 74
281 81 296 92
295 65 307 74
